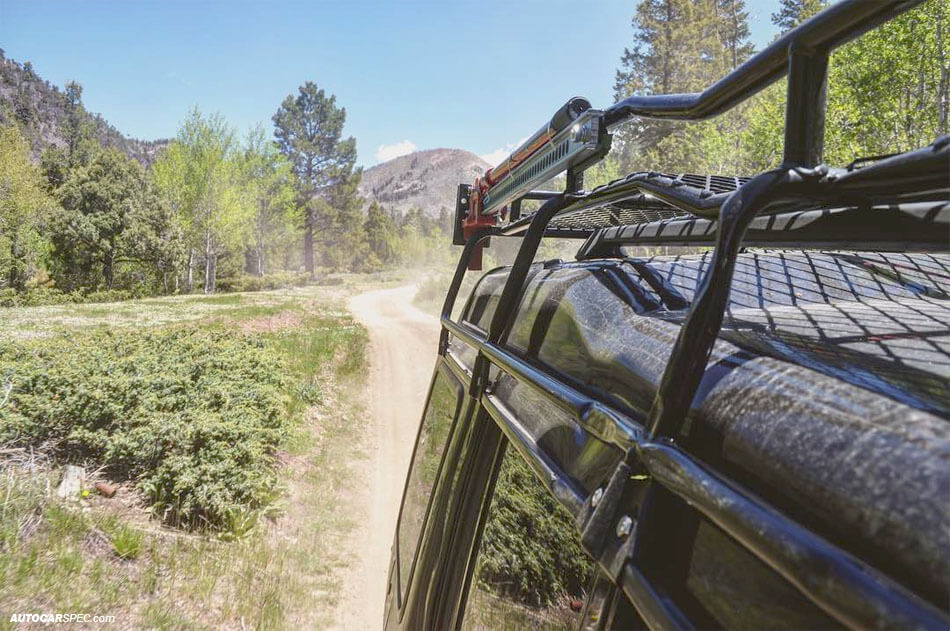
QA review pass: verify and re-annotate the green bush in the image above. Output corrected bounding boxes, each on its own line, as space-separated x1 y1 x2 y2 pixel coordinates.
82 289 133 303
476 453 594 608
0 328 287 531
216 271 311 293
0 286 81 307
0 288 17 307
0 286 132 307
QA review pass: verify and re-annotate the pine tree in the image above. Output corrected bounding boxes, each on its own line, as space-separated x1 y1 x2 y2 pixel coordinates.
613 0 733 166
363 201 397 269
771 0 827 31
614 0 718 103
716 0 754 71
272 83 357 276
614 0 754 173
63 81 94 167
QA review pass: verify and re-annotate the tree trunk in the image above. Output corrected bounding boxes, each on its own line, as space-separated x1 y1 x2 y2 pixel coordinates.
304 204 315 277
8 235 23 292
205 255 217 294
103 252 115 290
204 230 215 294
186 249 195 293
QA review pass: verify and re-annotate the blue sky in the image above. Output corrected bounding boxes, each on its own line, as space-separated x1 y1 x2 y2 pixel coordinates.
1 0 782 167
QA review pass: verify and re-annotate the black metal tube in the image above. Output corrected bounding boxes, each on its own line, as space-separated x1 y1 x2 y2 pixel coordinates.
640 442 949 630
646 168 791 439
783 43 828 167
603 0 924 128
481 393 587 515
620 565 693 631
439 230 494 355
468 195 568 396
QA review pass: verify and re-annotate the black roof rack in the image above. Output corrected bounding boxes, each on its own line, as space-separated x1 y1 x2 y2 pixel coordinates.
499 135 949 244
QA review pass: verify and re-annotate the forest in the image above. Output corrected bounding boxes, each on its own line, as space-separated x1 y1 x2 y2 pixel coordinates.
1 0 946 307
0 78 451 306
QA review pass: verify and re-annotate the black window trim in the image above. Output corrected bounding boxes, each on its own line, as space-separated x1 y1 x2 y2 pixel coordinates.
394 358 466 615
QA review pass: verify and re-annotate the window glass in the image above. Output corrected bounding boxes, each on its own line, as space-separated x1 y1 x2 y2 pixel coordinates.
461 445 594 630
397 370 461 601
685 518 841 630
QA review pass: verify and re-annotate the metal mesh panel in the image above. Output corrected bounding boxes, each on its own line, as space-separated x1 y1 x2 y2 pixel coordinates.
549 196 691 230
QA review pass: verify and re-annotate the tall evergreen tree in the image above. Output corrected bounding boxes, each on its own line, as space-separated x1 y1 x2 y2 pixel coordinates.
63 81 94 168
614 0 753 173
272 82 357 276
771 0 827 31
613 1 738 165
716 0 754 71
362 201 397 269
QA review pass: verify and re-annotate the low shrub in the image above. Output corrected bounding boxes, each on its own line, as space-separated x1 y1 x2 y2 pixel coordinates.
0 271 314 308
216 271 311 293
0 327 288 531
0 286 132 307
82 289 133 304
0 287 82 307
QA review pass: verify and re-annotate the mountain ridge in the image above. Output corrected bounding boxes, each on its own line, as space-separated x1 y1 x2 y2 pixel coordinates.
359 147 489 218
0 52 167 164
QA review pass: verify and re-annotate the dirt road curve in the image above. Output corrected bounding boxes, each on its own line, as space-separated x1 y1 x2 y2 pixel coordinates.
340 285 440 630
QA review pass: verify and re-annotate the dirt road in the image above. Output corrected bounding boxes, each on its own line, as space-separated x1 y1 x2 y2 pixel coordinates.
340 285 440 629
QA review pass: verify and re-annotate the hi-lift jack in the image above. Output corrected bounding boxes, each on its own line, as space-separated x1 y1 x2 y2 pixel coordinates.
454 97 612 269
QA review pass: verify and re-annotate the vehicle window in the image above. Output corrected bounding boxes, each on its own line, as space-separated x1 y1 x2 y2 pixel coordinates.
683 518 841 630
461 443 595 630
396 369 461 602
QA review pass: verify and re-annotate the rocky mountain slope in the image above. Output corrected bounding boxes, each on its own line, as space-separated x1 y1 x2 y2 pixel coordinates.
359 148 488 217
0 52 166 164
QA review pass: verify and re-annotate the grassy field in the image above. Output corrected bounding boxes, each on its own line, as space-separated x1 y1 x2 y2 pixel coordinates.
0 277 400 630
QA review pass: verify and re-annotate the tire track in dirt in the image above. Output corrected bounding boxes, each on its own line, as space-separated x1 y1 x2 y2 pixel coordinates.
338 285 439 630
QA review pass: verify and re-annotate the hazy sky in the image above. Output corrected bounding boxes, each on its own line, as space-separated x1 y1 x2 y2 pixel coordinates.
1 0 782 167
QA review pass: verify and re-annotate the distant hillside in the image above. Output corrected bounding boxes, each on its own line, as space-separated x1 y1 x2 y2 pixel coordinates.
0 51 167 164
359 148 489 217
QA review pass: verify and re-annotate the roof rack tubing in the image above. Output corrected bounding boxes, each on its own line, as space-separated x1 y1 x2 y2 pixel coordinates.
520 190 561 200
513 135 947 233
441 315 642 450
646 168 792 439
603 0 924 128
448 303 944 627
620 565 693 631
439 229 496 355
470 195 568 397
481 392 587 515
783 42 828 167
640 442 949 629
